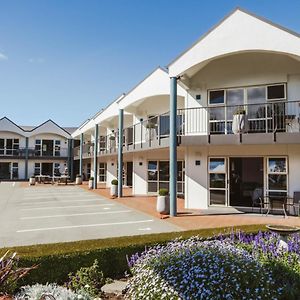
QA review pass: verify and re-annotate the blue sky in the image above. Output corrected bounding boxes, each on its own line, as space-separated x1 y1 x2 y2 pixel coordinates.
1 0 300 127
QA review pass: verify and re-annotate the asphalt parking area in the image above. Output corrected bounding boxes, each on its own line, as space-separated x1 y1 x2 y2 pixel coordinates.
0 182 180 247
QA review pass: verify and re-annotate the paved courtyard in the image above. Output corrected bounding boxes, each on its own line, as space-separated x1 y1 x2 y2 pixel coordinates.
0 182 180 247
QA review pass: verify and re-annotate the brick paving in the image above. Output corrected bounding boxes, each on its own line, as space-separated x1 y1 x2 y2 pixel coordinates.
81 183 300 230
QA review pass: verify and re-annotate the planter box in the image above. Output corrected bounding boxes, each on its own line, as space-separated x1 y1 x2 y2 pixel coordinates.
29 177 36 186
75 177 82 185
111 184 118 196
88 179 93 189
156 196 170 215
232 114 248 134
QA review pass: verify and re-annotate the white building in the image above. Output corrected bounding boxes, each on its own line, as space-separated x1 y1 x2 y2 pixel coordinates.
72 8 300 214
0 117 76 180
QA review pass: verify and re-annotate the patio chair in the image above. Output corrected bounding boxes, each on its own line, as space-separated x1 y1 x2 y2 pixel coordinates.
287 191 300 216
251 187 263 213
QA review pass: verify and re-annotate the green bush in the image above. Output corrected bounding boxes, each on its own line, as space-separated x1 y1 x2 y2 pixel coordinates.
67 259 109 297
158 188 168 196
0 225 265 288
111 179 118 185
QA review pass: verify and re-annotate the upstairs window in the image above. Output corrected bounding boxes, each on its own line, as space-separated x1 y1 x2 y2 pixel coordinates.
267 84 285 100
209 90 225 105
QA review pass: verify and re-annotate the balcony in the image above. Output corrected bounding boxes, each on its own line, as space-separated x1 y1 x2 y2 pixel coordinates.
0 147 68 159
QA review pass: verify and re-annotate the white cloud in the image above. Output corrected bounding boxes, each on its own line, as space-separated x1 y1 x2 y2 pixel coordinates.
28 57 45 63
0 53 8 60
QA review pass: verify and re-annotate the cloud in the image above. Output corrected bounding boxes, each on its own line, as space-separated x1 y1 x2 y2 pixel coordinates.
28 57 45 63
0 53 8 61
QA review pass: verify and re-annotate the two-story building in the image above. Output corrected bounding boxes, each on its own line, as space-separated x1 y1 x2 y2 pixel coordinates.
0 117 76 180
72 8 300 215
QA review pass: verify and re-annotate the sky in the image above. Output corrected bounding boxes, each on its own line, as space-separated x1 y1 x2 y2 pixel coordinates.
1 0 300 127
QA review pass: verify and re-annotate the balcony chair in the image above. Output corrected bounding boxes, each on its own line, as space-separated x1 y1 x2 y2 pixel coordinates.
287 191 300 216
251 187 263 214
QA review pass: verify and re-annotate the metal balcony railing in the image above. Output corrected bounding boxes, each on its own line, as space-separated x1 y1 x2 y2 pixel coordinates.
0 147 68 158
74 100 300 158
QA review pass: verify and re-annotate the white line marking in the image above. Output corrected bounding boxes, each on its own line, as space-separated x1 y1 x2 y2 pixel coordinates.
17 219 154 233
21 204 115 211
20 210 132 220
21 199 104 205
12 182 15 187
138 227 152 231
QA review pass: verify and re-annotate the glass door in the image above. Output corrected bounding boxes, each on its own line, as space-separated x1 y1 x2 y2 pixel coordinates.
209 157 228 206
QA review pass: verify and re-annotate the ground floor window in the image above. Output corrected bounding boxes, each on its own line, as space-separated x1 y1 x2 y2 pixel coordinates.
54 163 61 176
12 162 18 179
99 162 107 182
34 163 41 175
267 157 287 197
147 160 184 194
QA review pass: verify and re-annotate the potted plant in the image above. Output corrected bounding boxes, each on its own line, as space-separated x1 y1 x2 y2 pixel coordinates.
75 174 82 185
88 177 94 189
156 188 170 217
111 179 118 197
232 107 248 134
29 175 36 186
145 122 157 142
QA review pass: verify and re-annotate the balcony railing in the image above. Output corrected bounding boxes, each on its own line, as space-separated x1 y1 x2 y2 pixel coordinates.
73 100 300 158
0 147 68 158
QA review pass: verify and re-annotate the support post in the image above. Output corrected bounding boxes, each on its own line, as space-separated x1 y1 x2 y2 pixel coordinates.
118 109 124 197
70 139 74 180
25 137 29 180
170 77 177 217
79 133 83 177
93 124 99 189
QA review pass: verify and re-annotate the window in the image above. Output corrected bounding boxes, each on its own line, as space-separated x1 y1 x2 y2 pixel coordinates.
267 84 285 100
35 140 41 156
54 163 60 176
209 90 225 105
12 139 19 155
209 158 227 205
0 139 4 155
12 163 18 179
54 140 61 156
267 157 287 193
99 162 107 182
99 136 106 151
147 161 184 194
34 163 41 175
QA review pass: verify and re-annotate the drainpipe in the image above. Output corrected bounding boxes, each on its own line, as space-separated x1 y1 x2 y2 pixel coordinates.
118 109 124 197
93 124 99 189
170 77 177 217
25 137 29 180
79 133 83 177
67 138 72 180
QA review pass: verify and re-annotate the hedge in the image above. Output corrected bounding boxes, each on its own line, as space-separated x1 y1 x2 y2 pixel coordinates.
0 224 266 286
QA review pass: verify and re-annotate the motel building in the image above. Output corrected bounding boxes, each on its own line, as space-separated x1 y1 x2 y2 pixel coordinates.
0 117 75 180
73 8 300 216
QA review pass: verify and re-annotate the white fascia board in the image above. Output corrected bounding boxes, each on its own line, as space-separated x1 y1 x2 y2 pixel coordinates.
169 9 300 77
0 117 26 137
118 68 186 110
28 120 71 139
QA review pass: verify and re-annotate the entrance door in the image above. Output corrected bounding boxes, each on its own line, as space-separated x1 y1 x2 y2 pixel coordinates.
229 157 263 207
0 163 11 179
41 163 53 176
126 162 133 187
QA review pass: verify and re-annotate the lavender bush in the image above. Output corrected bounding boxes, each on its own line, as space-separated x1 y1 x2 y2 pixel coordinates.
126 237 283 300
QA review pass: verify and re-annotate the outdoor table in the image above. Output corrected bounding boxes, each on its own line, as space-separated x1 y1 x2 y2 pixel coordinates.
60 175 69 185
265 195 288 218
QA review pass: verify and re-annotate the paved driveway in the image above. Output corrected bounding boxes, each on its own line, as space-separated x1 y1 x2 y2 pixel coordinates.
0 182 180 247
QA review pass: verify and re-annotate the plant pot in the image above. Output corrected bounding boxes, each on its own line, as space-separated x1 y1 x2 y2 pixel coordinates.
145 128 156 142
75 177 82 185
156 195 170 215
232 113 248 134
111 184 118 196
29 177 36 186
88 179 93 189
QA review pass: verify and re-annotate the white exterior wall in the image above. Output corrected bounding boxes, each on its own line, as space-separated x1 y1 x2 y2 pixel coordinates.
185 144 300 209
106 158 117 188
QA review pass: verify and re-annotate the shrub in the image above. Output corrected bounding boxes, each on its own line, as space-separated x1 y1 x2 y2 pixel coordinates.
89 177 94 181
158 188 168 196
76 174 81 178
66 259 109 297
111 179 118 185
0 251 37 295
15 283 92 300
126 238 283 299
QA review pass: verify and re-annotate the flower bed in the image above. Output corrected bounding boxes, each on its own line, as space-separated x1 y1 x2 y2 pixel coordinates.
126 231 300 299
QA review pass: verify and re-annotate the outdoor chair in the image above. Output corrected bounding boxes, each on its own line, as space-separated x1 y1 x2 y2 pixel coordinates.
251 187 263 213
287 191 300 216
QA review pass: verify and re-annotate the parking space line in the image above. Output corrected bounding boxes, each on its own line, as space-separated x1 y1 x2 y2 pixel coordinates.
20 210 132 220
17 219 154 233
21 203 115 211
21 199 105 205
